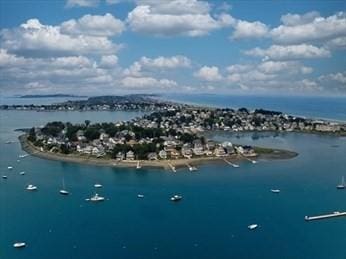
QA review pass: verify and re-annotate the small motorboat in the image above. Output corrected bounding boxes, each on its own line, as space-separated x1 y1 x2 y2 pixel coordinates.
13 242 26 248
232 164 240 168
336 176 345 189
188 166 197 172
248 224 258 230
7 166 13 170
94 184 102 188
59 189 69 195
251 160 257 164
89 193 105 202
2 175 8 179
19 171 25 175
271 189 281 193
136 161 142 169
170 195 182 202
137 194 144 198
26 184 37 191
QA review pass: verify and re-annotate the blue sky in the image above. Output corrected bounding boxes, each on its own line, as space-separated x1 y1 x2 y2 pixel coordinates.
0 0 345 96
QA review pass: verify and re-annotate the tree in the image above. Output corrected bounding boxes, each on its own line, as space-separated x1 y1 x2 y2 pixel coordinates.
28 127 36 142
85 120 91 127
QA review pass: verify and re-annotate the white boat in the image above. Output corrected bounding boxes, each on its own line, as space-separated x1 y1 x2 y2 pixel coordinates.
94 184 102 188
188 166 197 172
271 189 280 193
336 176 345 189
137 194 144 198
19 154 29 158
248 224 258 230
136 161 142 169
26 184 37 191
170 195 182 201
2 175 8 179
19 171 25 175
89 193 105 202
251 160 257 164
7 166 13 170
13 242 26 248
232 164 240 168
60 178 69 195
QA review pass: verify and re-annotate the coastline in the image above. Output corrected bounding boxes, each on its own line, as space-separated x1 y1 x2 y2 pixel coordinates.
19 134 298 170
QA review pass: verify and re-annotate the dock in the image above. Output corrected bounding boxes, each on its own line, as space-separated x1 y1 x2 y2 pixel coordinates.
223 159 240 168
186 163 197 171
305 211 346 221
168 163 176 173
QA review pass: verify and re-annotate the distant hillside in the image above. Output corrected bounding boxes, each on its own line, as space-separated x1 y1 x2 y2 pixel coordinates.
63 94 160 105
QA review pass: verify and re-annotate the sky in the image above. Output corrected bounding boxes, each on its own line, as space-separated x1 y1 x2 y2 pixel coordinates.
0 0 345 96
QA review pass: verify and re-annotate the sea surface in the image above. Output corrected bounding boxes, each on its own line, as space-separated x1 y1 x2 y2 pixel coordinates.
0 96 346 259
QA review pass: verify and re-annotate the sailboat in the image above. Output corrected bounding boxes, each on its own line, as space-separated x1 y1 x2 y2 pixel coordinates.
336 176 345 189
59 177 69 195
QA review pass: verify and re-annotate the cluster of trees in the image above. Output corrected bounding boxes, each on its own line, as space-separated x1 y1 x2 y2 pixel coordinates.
41 121 65 137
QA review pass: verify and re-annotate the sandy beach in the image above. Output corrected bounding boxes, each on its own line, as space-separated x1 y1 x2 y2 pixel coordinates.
19 134 298 170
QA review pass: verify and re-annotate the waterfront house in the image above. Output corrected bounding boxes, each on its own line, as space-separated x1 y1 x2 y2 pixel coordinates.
159 150 167 159
116 152 125 160
214 146 227 157
126 150 135 160
147 152 158 160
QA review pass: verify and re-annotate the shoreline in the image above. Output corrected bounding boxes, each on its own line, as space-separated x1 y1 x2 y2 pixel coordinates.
19 135 298 170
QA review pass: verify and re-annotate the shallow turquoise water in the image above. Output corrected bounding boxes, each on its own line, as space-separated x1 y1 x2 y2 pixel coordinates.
1 108 346 258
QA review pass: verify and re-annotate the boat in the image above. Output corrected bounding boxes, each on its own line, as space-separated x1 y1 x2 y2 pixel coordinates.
251 160 257 164
137 194 144 198
13 242 26 248
2 175 8 179
26 184 37 191
271 189 280 193
59 177 69 195
94 183 102 188
19 154 29 158
170 195 182 201
248 224 258 230
232 164 240 168
336 176 345 189
136 161 142 169
7 166 13 170
188 166 197 172
19 171 25 175
89 193 105 202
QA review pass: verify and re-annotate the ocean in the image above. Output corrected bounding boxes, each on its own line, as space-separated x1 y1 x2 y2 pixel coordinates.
0 95 346 259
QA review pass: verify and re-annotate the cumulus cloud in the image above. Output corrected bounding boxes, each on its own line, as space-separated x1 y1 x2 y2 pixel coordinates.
194 66 222 81
245 44 330 60
123 55 191 76
121 76 177 89
231 20 269 39
0 18 121 57
271 11 346 44
99 55 118 68
60 13 125 37
127 0 233 37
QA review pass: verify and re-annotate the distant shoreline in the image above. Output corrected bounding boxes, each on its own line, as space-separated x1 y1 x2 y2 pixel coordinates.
19 135 298 170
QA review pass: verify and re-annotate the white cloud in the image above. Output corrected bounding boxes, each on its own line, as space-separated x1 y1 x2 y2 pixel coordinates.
99 55 118 68
121 76 177 89
271 11 346 44
66 0 100 7
231 20 269 39
194 66 222 81
127 1 233 37
325 36 346 50
60 13 125 37
1 19 121 57
245 44 330 60
319 71 346 84
123 55 191 76
258 61 312 74
280 11 320 26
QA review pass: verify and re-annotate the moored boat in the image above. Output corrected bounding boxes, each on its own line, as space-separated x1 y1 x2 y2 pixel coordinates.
336 176 345 189
94 183 102 188
26 184 37 191
170 195 182 201
13 242 26 248
248 224 258 230
89 193 105 202
271 189 280 193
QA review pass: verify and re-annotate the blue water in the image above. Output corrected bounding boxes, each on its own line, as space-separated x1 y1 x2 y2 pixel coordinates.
1 97 346 259
164 94 346 122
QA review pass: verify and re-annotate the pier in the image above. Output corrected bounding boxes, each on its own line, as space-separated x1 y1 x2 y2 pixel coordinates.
223 159 240 168
168 163 176 173
305 211 346 221
186 163 197 171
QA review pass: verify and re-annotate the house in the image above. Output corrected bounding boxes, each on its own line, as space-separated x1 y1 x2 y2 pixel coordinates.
206 140 216 150
214 146 227 157
170 149 180 159
159 150 167 159
99 133 109 141
126 150 135 160
116 152 125 160
147 152 158 160
181 146 192 158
